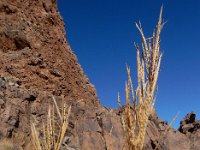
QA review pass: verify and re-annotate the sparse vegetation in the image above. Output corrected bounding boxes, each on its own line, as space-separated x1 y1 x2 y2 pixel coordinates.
118 6 164 150
0 139 14 150
0 132 24 150
0 138 23 150
31 96 71 150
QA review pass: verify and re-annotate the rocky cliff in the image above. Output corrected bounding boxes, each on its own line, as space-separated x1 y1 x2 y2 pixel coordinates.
0 0 200 150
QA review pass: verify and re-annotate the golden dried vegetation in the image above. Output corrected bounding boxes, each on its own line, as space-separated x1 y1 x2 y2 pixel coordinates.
118 6 164 150
31 96 71 150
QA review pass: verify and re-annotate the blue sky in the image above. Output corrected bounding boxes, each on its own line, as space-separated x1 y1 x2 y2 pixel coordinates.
58 0 200 128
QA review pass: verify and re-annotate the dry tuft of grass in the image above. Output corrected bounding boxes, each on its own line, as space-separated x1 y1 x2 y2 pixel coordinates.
0 133 25 150
118 6 164 150
0 139 14 150
0 132 25 150
31 96 71 150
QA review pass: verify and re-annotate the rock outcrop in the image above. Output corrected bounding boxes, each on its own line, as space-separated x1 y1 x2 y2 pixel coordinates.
0 0 200 150
0 0 98 107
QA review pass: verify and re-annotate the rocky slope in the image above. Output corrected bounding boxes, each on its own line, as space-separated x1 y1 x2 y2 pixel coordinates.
0 0 200 150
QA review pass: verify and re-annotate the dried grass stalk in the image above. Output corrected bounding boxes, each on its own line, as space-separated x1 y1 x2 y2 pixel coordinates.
119 6 164 150
31 96 71 150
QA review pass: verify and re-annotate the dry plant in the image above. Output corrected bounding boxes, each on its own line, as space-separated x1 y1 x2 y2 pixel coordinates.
118 6 164 150
0 139 14 150
105 125 113 150
165 112 179 134
153 112 179 150
31 96 71 150
0 132 25 150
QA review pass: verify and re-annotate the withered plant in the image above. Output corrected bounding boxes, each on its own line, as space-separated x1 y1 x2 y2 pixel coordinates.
31 96 71 150
118 6 164 150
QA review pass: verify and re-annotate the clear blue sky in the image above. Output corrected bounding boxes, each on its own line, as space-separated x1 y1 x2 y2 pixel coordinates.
58 0 200 128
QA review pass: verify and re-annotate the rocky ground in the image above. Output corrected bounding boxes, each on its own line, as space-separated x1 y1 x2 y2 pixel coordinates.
0 0 200 149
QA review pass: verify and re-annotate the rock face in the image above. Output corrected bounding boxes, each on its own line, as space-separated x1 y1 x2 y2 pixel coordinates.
0 0 200 150
0 0 98 106
0 0 99 149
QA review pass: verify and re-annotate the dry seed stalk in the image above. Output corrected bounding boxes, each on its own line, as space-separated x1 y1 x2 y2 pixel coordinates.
119 6 164 150
31 96 71 150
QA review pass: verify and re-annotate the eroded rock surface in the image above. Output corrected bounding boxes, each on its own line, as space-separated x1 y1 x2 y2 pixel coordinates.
0 0 98 107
